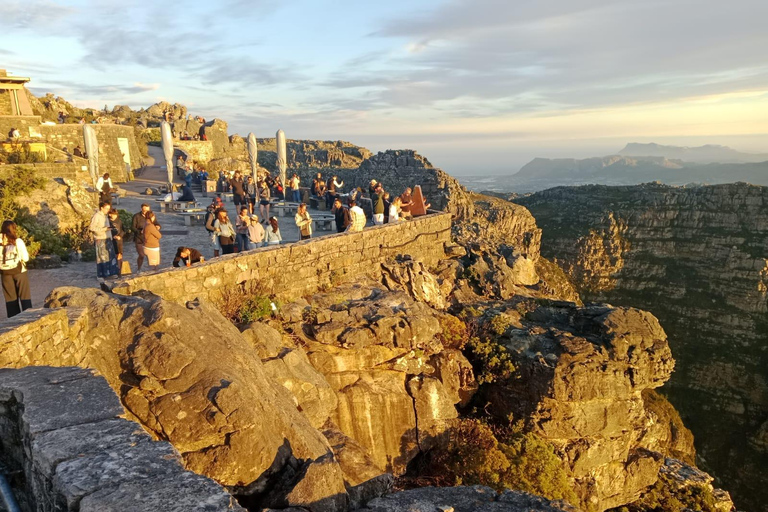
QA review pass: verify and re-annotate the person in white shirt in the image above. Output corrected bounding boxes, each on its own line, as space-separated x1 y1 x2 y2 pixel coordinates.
294 203 313 240
96 173 114 205
0 220 31 318
347 200 366 233
90 202 119 279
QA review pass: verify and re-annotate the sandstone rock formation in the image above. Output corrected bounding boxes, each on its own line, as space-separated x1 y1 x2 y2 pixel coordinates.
37 287 354 511
515 183 768 510
15 177 95 231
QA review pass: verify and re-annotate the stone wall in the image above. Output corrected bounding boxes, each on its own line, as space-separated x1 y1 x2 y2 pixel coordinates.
175 140 214 163
0 162 88 180
110 212 452 304
39 124 142 182
0 115 43 139
0 365 243 511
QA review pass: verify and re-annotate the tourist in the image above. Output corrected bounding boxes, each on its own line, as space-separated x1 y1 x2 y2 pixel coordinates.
132 203 154 271
264 216 282 245
245 175 257 215
347 200 366 233
290 173 301 203
275 176 285 200
258 178 271 221
326 175 343 209
217 173 230 193
388 197 402 223
96 173 114 205
90 201 119 279
235 206 253 252
332 197 351 233
199 168 209 182
214 210 236 255
173 247 204 267
371 185 385 225
0 220 31 318
142 211 162 271
176 155 185 177
368 179 378 196
383 192 392 223
399 187 414 219
184 167 194 188
8 127 20 141
204 198 223 257
73 145 84 158
294 203 313 241
230 171 246 209
178 184 196 202
248 214 265 245
108 209 125 274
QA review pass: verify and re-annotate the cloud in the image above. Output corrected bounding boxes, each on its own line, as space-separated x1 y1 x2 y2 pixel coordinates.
333 0 768 115
0 0 75 30
31 79 160 97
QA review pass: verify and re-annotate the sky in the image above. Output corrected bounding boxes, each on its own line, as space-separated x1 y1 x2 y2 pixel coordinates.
2 0 768 174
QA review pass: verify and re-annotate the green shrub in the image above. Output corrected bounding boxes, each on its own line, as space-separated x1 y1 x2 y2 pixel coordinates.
425 419 577 504
465 336 515 384
214 282 278 325
0 167 46 221
437 314 469 349
616 472 719 512
239 295 275 324
488 313 513 336
118 209 134 241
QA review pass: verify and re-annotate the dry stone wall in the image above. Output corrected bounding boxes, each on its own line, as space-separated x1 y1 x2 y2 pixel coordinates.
0 162 87 180
0 365 243 511
110 212 452 304
0 115 42 138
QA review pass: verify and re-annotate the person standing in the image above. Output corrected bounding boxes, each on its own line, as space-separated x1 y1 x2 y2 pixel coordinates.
0 220 31 318
399 187 414 219
294 203 313 241
264 217 282 246
258 178 271 221
142 211 162 271
230 171 246 209
371 185 385 225
108 209 125 275
214 210 236 255
347 200 366 233
204 198 223 257
90 201 119 279
235 206 253 252
245 175 257 215
96 173 113 205
332 197 351 233
132 203 152 271
290 173 301 203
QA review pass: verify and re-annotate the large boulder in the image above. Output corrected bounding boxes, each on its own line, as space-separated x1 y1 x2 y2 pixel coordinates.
43 287 349 511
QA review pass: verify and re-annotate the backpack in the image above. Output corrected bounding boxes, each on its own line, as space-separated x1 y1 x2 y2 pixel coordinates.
0 242 21 273
204 210 216 233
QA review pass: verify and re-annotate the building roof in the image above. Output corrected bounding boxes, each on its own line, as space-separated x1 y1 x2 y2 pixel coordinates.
0 70 31 85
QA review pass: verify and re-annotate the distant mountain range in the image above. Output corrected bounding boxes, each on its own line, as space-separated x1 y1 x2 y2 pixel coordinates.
619 143 768 164
500 144 768 193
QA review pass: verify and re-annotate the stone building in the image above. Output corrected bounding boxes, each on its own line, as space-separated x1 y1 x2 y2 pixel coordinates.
0 70 141 182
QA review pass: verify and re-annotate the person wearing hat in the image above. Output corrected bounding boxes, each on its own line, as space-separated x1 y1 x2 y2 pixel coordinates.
368 179 378 196
204 197 224 257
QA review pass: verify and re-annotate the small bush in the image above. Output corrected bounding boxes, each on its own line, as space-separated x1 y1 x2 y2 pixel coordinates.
437 314 469 349
424 418 577 504
488 314 513 336
240 295 274 324
616 472 719 512
465 336 515 384
215 282 278 325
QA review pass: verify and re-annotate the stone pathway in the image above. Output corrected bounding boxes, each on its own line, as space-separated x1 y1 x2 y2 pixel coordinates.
0 147 336 320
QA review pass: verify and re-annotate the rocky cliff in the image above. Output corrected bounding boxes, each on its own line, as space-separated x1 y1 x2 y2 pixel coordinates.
514 183 768 511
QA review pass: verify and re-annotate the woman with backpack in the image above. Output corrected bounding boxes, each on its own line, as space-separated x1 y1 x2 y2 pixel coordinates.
1 220 31 318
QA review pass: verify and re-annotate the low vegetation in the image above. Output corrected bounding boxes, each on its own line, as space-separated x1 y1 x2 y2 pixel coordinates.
215 282 278 325
423 418 578 504
613 472 720 512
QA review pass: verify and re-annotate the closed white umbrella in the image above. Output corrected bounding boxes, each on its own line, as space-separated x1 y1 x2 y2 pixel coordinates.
82 124 99 189
247 132 258 180
161 121 174 191
276 129 287 187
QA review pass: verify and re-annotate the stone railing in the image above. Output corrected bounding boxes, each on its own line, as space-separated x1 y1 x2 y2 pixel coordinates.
0 365 243 511
0 162 88 181
110 211 452 304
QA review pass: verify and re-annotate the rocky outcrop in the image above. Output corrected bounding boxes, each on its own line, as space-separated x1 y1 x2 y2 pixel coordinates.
15 177 95 231
279 283 460 475
20 287 351 511
468 301 685 510
515 183 768 511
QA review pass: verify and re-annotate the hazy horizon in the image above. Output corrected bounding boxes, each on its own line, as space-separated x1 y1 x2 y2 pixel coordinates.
2 0 768 175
